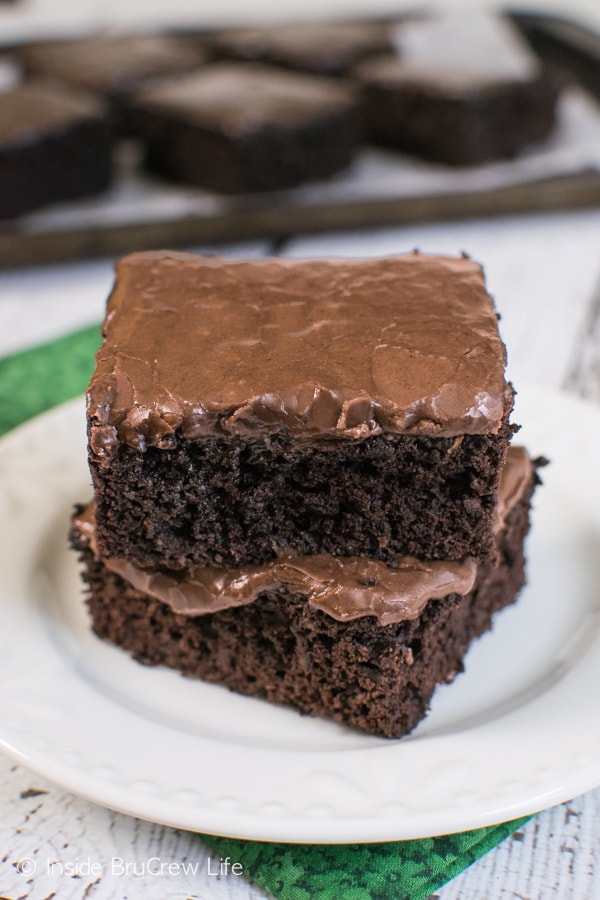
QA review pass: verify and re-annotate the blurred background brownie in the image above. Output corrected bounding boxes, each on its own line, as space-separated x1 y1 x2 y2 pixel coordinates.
210 19 394 76
130 63 360 193
0 81 112 219
20 33 209 129
355 13 561 166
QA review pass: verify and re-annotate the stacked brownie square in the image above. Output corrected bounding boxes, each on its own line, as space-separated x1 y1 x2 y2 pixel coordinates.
71 250 540 737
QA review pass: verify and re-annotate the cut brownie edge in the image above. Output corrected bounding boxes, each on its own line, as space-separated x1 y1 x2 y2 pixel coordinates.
91 415 515 570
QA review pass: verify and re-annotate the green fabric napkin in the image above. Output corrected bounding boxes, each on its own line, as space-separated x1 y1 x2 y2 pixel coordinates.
0 325 532 899
201 821 530 900
0 324 102 437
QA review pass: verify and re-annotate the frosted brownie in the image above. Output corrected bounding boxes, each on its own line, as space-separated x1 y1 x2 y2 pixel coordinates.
86 250 515 571
129 63 360 193
0 81 112 219
354 14 560 165
72 448 539 738
20 34 208 127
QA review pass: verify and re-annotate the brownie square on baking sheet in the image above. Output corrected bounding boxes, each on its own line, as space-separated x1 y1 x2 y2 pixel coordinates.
0 81 112 219
354 14 560 165
129 63 360 192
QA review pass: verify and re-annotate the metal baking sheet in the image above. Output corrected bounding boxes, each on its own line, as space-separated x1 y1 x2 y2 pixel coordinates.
1 14 600 268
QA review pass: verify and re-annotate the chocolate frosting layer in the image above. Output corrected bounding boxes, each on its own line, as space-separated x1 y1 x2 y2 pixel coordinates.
75 447 532 626
75 504 477 626
213 21 393 75
0 81 107 143
493 444 531 531
132 63 357 134
22 35 207 96
87 251 512 459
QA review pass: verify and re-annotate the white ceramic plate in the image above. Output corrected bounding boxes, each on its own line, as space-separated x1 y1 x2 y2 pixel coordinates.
1 385 600 843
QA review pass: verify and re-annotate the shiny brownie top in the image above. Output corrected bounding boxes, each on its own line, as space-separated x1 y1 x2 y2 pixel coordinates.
87 250 512 458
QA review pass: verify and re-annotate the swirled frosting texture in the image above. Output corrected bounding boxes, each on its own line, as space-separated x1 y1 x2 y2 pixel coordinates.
87 250 512 457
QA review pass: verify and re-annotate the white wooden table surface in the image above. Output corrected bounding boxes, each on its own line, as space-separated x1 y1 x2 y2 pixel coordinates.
1 208 600 899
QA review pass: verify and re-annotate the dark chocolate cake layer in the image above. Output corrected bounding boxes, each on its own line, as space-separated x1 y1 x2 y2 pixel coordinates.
87 251 515 570
129 63 360 193
0 81 112 219
71 450 539 738
355 14 560 166
92 418 514 570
